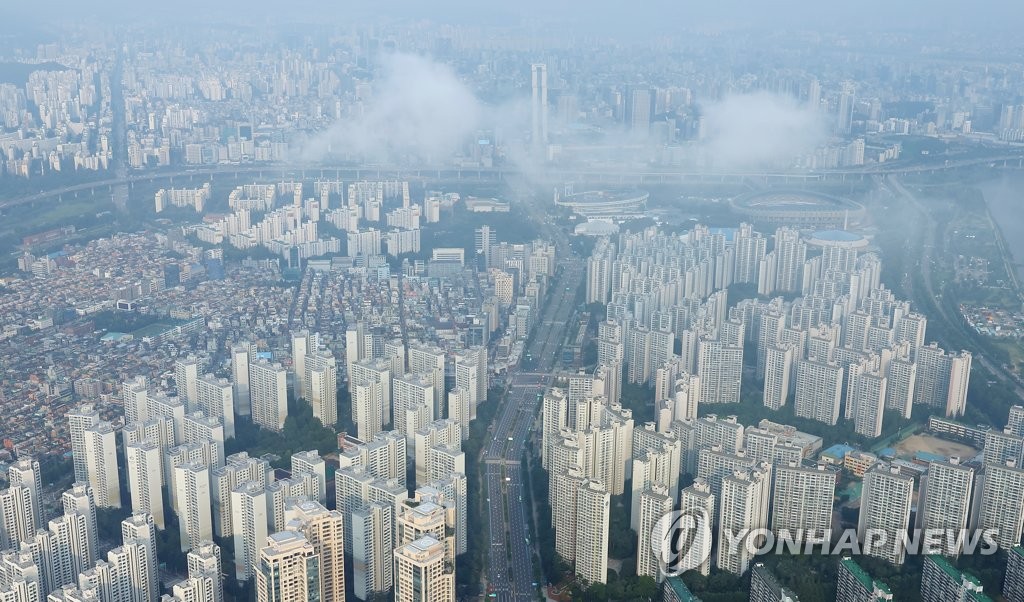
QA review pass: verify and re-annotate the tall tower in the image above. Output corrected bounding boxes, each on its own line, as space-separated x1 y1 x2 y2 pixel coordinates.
716 465 771 576
175 461 213 553
635 485 673 582
84 421 121 509
917 458 974 557
121 513 159 602
393 536 454 602
232 481 269 581
249 360 288 432
858 464 914 565
67 404 101 483
977 459 1024 550
255 531 321 602
187 542 224 602
678 479 714 576
7 459 42 532
770 461 836 545
126 440 166 530
531 63 548 149
351 501 394 600
284 500 346 602
305 350 338 428
574 479 610 586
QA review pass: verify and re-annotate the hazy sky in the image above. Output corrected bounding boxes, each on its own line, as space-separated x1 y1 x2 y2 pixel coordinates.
3 0 1023 33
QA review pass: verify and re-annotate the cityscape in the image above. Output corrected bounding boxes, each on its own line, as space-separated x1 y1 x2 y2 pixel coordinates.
2 2 1024 602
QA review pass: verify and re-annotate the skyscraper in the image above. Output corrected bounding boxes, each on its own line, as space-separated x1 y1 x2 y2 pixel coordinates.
794 360 843 426
977 459 1024 550
716 465 771 576
186 542 224 602
84 422 121 508
67 405 101 483
196 375 235 439
6 459 42 534
770 461 836 545
231 344 254 417
394 535 454 602
232 481 269 581
530 64 548 148
858 464 914 565
121 513 159 602
351 501 393 600
255 531 321 602
574 479 610 585
283 500 345 602
175 461 213 553
678 479 714 576
914 344 972 417
635 485 673 581
249 360 288 432
916 458 973 557
175 357 200 407
304 350 338 428
837 81 855 135
126 440 166 530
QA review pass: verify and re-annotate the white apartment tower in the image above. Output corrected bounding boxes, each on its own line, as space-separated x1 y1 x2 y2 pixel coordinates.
678 478 715 576
393 536 454 602
175 461 213 553
232 481 269 582
126 440 166 530
770 461 836 545
716 465 772 576
794 360 844 426
351 501 393 600
255 531 321 602
283 500 345 602
635 485 673 582
305 350 338 428
858 464 914 565
916 458 974 557
976 459 1024 550
249 361 288 432
84 422 121 509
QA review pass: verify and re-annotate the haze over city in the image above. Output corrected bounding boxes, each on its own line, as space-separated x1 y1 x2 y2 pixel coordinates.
1 2 1024 602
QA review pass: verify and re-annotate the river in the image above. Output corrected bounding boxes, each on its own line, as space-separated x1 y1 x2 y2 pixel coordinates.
979 173 1024 282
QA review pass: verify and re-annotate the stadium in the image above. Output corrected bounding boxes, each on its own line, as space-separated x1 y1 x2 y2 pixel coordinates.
731 190 865 228
555 188 649 218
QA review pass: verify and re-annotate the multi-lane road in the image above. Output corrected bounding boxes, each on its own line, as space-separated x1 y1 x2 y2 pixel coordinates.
483 259 584 601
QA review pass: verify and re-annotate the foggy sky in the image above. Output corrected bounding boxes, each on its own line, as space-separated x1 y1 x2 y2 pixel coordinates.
3 0 1023 33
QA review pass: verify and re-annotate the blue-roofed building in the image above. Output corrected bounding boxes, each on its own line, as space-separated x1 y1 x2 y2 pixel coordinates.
663 576 701 602
820 443 856 465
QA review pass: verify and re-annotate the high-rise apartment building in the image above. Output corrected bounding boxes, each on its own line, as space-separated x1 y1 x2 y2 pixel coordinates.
175 461 213 553
231 481 269 581
249 361 288 432
126 440 166 530
858 464 914 565
393 536 454 602
84 422 121 509
717 465 771 576
283 500 345 602
794 360 843 426
770 461 836 545
351 501 394 600
255 531 321 602
916 458 974 557
635 485 673 582
977 459 1024 550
